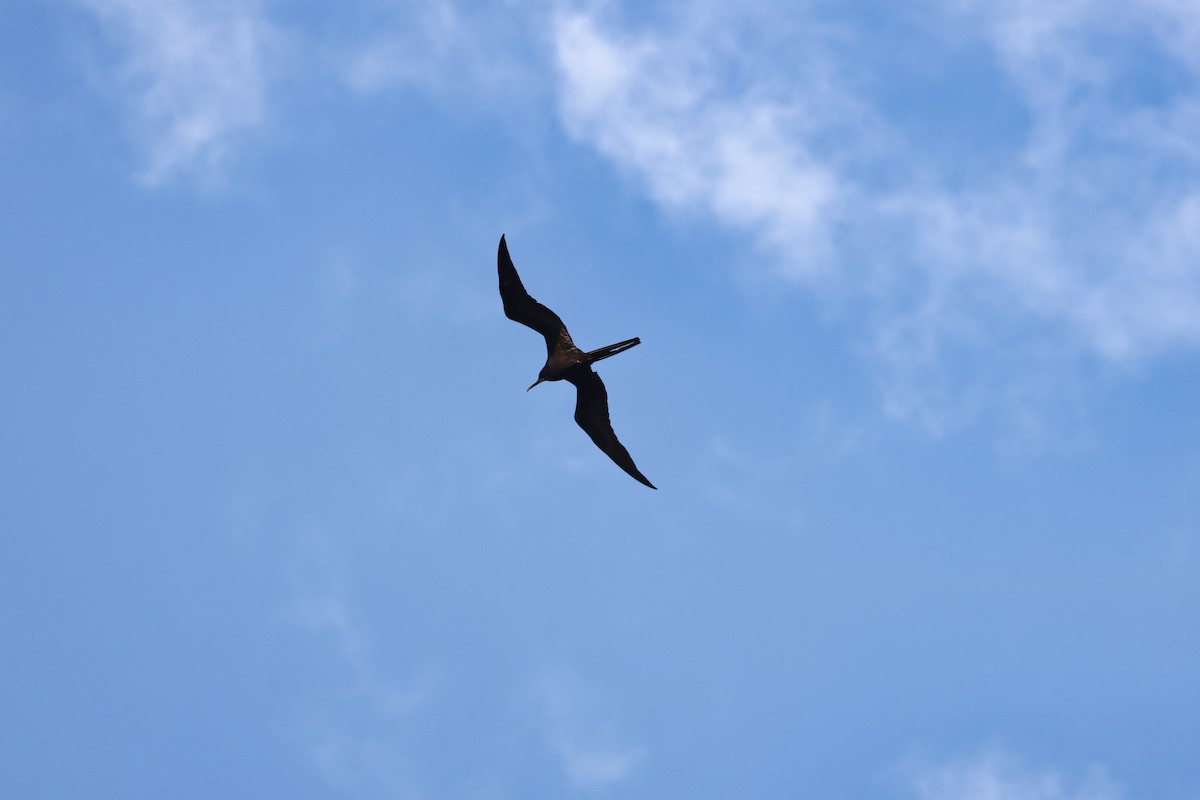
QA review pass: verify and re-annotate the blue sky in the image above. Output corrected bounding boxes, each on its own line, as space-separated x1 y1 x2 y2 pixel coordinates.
2 1 1198 798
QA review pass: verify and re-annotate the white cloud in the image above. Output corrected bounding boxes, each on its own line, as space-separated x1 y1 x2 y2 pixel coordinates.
907 749 1124 800
534 667 645 791
340 0 462 94
555 11 849 279
337 0 541 108
75 0 283 185
552 3 1200 431
294 592 431 717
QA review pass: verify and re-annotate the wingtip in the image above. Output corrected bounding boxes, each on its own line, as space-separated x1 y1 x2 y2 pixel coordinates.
632 470 657 490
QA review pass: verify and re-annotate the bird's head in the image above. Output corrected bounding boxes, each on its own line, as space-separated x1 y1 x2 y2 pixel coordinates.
527 367 550 391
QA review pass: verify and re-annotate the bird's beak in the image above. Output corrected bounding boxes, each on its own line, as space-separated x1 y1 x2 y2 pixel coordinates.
527 378 545 391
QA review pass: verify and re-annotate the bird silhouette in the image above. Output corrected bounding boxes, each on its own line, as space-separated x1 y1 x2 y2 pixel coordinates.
498 234 656 489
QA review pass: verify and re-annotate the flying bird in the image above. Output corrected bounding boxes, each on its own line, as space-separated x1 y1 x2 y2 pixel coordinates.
498 234 656 489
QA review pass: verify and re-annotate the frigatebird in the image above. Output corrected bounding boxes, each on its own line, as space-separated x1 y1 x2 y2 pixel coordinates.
498 235 656 489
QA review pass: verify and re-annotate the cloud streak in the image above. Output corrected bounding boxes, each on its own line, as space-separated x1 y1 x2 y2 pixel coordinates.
907 748 1124 800
75 0 283 185
534 667 645 791
554 10 852 279
287 529 431 795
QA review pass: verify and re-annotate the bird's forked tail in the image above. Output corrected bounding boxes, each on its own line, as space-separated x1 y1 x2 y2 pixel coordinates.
585 337 641 364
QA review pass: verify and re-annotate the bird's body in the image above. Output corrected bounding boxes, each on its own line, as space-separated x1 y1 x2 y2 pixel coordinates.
498 235 656 489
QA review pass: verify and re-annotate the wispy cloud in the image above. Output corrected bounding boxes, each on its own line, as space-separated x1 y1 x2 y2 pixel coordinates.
553 3 1200 431
906 748 1124 800
287 529 432 795
554 10 854 280
315 256 358 343
336 0 540 107
0 89 12 144
74 0 284 185
533 666 645 791
294 592 432 718
339 0 464 94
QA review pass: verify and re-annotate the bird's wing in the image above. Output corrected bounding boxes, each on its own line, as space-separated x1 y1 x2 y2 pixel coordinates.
498 235 575 357
568 369 656 489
